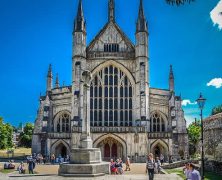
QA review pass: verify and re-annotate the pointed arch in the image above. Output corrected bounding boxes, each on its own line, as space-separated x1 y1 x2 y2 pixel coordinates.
90 61 135 127
53 111 71 133
150 110 168 132
93 133 127 160
50 139 70 157
150 139 169 158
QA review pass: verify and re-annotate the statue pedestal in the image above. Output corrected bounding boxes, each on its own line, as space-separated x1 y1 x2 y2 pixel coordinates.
58 148 110 177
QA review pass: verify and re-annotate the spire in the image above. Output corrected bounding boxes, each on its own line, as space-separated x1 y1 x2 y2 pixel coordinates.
55 73 60 88
169 65 175 92
108 0 115 22
74 0 86 33
47 64 52 78
47 64 53 92
136 0 148 33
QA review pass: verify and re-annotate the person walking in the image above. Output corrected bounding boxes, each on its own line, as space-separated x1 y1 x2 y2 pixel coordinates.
28 158 35 174
146 153 155 180
160 154 164 165
51 154 55 164
155 157 161 174
189 163 201 180
125 157 131 171
183 163 191 180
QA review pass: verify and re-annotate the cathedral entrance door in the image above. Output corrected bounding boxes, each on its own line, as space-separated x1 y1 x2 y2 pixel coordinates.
154 146 160 158
55 143 67 158
111 143 117 159
104 143 110 159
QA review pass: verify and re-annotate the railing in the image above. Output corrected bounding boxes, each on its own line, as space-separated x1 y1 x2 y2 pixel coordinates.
87 51 135 59
148 132 172 139
48 133 71 139
72 126 146 133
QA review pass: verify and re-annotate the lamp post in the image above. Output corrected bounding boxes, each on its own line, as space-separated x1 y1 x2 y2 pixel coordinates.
196 93 206 180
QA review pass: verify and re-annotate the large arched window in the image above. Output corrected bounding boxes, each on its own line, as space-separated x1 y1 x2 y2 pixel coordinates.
56 113 71 133
90 65 133 127
151 113 166 132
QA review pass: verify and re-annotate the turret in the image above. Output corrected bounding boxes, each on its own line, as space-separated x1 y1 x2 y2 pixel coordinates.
169 65 175 92
74 0 86 33
55 73 60 88
71 0 87 131
47 64 53 92
108 0 115 22
136 0 148 33
135 0 150 127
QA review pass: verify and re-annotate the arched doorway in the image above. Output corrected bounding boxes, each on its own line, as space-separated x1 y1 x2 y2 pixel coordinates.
154 145 161 158
150 140 169 159
55 143 67 158
97 137 123 161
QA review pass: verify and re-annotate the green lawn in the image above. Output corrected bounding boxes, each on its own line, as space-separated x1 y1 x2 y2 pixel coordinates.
166 168 222 180
0 169 15 174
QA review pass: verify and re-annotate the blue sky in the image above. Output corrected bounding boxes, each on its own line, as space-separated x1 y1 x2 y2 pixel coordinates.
0 0 221 126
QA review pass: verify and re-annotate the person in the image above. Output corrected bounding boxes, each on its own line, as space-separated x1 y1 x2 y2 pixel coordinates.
28 158 35 174
51 154 55 164
65 155 70 162
146 153 155 180
4 160 15 169
155 157 161 174
125 157 131 171
110 159 117 174
183 163 191 180
160 154 164 165
189 163 201 180
18 161 25 174
43 155 46 164
169 155 173 164
58 154 62 164
118 158 123 174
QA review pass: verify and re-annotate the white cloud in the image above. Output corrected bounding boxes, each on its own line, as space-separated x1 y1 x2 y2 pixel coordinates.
182 100 197 106
207 78 222 88
210 0 222 30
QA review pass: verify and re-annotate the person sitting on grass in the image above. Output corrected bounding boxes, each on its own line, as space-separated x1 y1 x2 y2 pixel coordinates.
4 160 15 169
18 161 25 174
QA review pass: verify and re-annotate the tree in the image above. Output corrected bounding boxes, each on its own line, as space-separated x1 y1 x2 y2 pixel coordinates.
187 121 201 156
0 117 13 150
211 104 222 115
19 123 34 148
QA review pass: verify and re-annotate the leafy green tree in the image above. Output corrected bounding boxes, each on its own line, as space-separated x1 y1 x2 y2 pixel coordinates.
187 121 201 156
19 123 34 148
211 105 222 115
0 117 13 149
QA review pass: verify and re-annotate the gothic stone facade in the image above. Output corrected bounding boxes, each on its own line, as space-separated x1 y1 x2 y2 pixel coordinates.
204 113 222 162
32 0 188 162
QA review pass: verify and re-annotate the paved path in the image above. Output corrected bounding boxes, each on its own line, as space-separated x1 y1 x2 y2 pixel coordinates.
0 174 182 180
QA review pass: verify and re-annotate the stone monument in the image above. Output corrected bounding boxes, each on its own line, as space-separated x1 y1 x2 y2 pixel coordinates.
58 71 110 177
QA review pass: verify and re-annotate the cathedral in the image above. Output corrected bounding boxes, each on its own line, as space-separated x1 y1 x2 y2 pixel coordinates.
32 0 188 162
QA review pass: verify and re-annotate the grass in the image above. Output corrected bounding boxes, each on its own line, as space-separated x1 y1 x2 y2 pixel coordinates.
0 169 15 174
165 168 186 179
166 168 222 180
0 148 31 157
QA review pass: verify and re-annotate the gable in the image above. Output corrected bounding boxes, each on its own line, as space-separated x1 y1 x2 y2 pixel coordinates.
87 22 135 53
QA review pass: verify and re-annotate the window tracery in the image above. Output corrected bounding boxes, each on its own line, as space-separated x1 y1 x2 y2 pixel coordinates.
151 113 166 132
90 65 133 127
